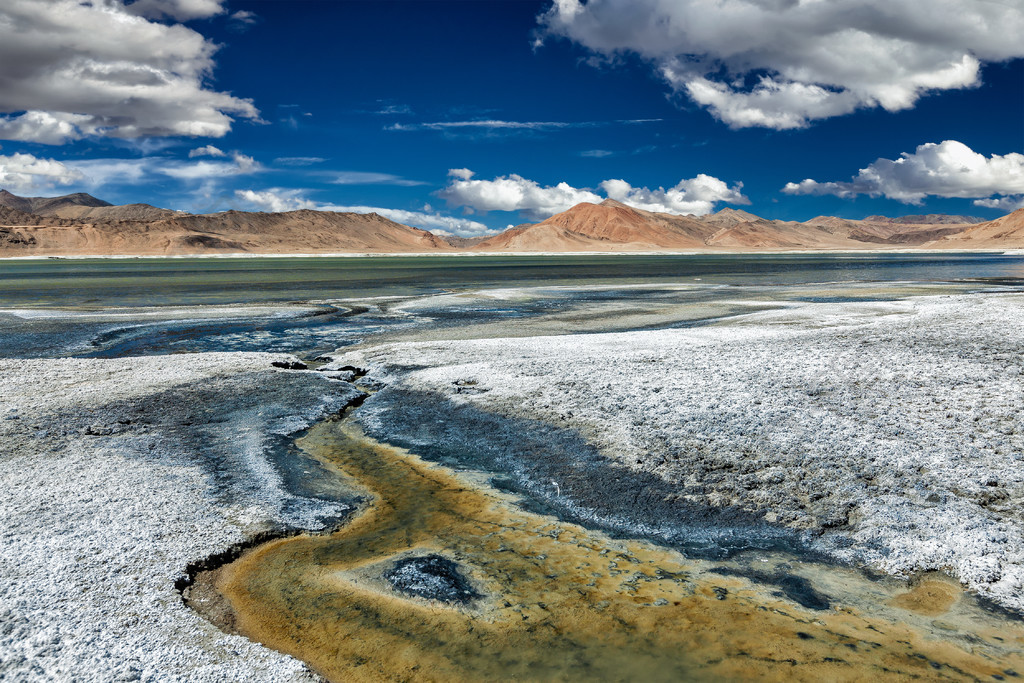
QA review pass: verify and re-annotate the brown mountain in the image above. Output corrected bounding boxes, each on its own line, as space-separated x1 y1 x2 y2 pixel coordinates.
473 199 713 251
0 189 178 222
0 189 110 213
471 200 991 252
0 189 177 221
931 208 1024 248
863 214 985 225
0 204 453 256
0 190 1019 256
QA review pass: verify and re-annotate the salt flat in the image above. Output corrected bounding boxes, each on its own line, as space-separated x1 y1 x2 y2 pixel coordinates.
341 292 1024 614
0 353 358 681
2 287 1023 681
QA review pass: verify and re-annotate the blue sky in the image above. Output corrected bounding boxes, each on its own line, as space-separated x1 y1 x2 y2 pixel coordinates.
0 0 1022 235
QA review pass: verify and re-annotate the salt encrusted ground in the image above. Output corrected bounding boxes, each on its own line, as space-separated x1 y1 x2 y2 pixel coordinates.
0 353 359 682
340 292 1024 614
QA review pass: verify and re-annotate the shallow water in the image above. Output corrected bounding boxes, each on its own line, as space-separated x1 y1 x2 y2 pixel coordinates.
3 253 1024 308
197 418 1024 682
3 255 1024 358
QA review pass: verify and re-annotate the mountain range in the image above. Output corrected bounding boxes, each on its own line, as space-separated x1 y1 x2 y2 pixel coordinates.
1 190 1022 256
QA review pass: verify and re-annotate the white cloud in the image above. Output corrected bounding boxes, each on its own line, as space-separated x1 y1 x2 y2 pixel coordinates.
274 156 326 167
600 175 749 215
973 196 1024 212
233 188 493 236
189 145 226 158
0 152 84 194
56 152 260 191
159 153 260 180
125 0 226 21
63 158 153 188
387 118 660 133
228 10 259 28
375 103 413 115
439 173 602 219
538 0 1024 129
332 172 427 187
0 0 258 144
390 120 575 132
321 206 491 236
235 188 316 213
782 140 1024 205
440 170 746 218
0 112 96 146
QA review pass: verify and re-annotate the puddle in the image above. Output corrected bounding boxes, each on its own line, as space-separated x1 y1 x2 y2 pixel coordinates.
187 418 1024 681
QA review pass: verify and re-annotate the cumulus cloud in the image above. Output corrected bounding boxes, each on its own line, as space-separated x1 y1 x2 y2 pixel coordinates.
600 175 749 215
234 188 493 236
189 145 226 158
235 188 315 213
439 170 602 218
782 140 1024 206
0 152 84 194
537 0 1024 129
0 0 258 144
0 112 96 146
440 169 746 218
973 196 1024 212
323 206 491 236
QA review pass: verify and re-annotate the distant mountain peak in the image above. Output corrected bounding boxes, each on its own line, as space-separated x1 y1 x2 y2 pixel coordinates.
599 198 632 209
0 189 112 214
60 192 113 208
862 214 984 225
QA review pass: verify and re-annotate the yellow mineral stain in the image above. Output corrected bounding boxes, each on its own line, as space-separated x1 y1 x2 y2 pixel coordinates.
889 575 962 617
204 420 1024 682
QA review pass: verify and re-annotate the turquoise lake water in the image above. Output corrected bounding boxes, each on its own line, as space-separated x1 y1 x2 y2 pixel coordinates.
2 253 1023 358
2 253 1024 308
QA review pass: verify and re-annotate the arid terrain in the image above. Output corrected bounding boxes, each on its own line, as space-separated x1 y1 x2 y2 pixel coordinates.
1 190 1022 256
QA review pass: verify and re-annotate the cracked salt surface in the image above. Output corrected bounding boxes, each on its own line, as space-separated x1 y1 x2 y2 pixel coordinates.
0 353 360 681
340 292 1024 614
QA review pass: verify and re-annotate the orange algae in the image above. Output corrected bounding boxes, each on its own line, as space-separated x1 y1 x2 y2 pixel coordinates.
201 420 1024 682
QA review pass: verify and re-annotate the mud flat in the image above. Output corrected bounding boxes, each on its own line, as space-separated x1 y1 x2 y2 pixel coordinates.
340 292 1024 615
0 353 360 681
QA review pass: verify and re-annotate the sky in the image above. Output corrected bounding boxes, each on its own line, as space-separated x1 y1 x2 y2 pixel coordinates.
0 0 1022 236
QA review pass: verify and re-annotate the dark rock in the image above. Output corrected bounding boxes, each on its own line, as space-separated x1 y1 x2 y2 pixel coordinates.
384 554 481 605
271 360 307 370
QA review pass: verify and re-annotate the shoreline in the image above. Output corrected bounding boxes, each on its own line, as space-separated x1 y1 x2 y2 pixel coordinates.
2 247 1024 260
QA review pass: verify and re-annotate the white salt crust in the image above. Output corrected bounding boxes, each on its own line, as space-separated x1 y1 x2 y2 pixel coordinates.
341 293 1024 613
0 353 352 682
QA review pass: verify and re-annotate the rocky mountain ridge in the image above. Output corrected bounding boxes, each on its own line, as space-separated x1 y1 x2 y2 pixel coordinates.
1 190 1021 255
